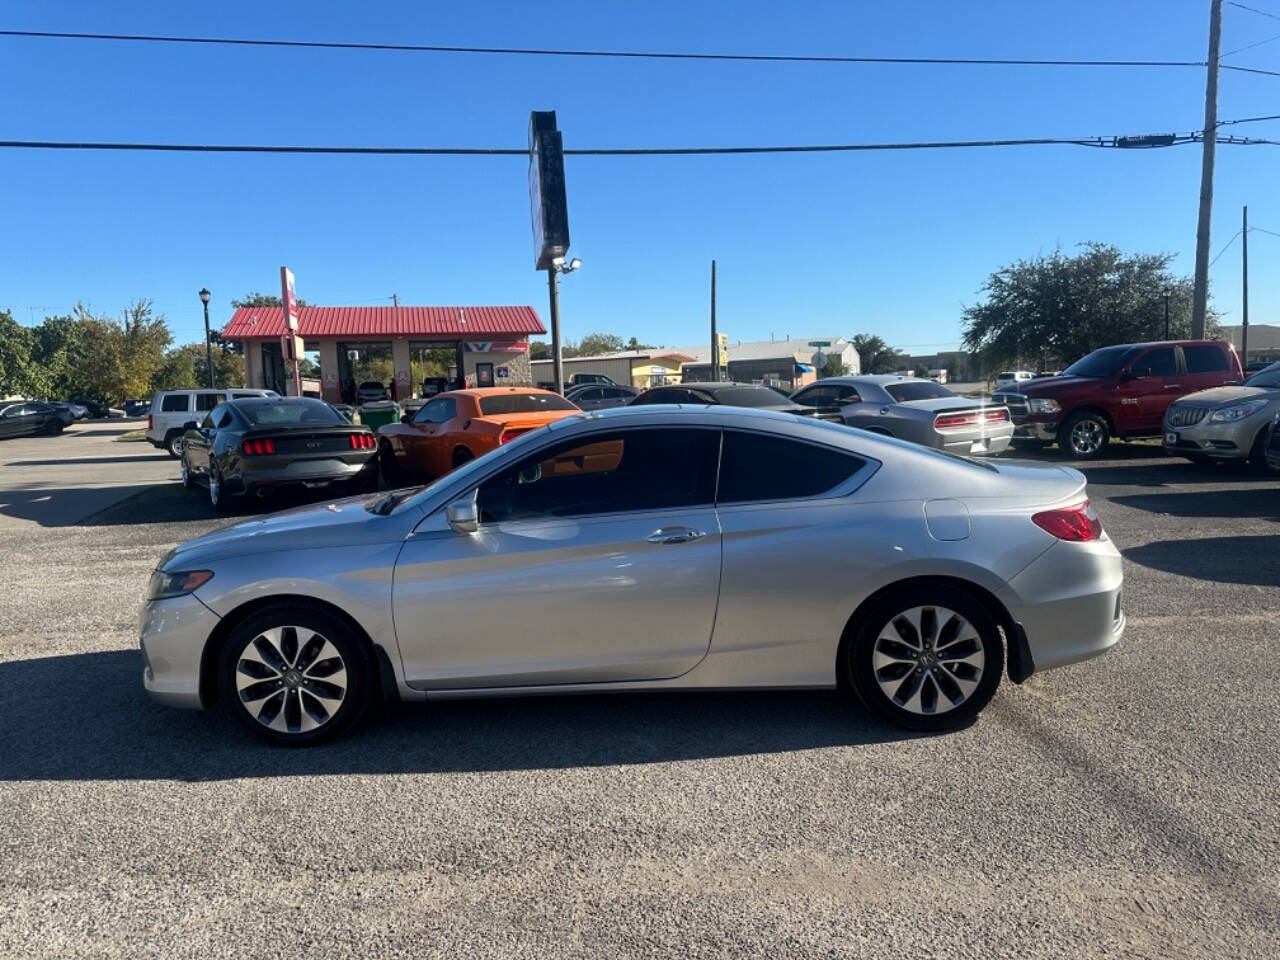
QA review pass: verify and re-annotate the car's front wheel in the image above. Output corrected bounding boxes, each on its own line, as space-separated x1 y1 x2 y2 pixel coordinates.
180 454 193 488
1059 411 1110 459
208 463 228 511
1248 427 1280 475
218 604 370 746
844 584 1003 732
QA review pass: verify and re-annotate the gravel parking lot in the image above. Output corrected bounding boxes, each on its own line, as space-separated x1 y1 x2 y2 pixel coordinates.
1 424 1277 958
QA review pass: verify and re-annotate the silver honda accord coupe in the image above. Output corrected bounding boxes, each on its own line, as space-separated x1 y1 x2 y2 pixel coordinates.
140 405 1124 746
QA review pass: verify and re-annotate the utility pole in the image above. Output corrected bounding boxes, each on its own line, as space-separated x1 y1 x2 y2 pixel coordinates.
392 292 399 308
1191 0 1223 339
548 268 563 394
1242 205 1249 365
1164 290 1171 340
710 259 718 382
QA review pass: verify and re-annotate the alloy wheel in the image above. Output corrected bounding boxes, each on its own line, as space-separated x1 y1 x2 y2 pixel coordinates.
180 457 191 487
872 605 985 716
234 626 348 734
209 467 221 508
1070 418 1104 456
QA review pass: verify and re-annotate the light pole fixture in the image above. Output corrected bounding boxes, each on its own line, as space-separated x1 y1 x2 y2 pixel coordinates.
198 288 214 388
546 258 581 394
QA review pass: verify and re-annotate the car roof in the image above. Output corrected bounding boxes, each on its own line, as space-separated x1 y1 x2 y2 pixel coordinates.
228 396 325 407
655 381 777 392
446 387 563 398
805 374 912 386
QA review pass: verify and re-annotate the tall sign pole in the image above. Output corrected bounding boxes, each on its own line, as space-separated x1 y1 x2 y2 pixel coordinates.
1192 0 1223 339
529 111 571 394
280 266 302 397
1241 205 1249 366
710 260 718 382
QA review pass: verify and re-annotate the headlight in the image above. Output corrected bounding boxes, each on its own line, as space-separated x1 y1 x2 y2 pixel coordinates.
1027 398 1061 414
147 569 214 601
1209 399 1268 423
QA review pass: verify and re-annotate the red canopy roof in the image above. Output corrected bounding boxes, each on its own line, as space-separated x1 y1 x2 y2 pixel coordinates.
221 305 546 340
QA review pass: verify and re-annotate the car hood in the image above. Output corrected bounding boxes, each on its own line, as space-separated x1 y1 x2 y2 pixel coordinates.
1003 375 1095 396
1171 385 1275 407
161 492 420 569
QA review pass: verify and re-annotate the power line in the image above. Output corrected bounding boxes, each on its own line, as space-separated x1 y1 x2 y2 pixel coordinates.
1220 62 1280 76
1220 31 1280 57
1209 228 1243 267
1228 1 1280 23
0 27 1233 71
1250 225 1280 238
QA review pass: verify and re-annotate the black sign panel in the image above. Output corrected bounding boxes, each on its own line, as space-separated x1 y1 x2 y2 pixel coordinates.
529 111 570 270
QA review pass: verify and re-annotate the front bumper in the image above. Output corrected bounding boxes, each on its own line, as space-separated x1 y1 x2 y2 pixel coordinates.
1162 414 1262 461
139 592 221 709
997 537 1124 675
1012 419 1059 442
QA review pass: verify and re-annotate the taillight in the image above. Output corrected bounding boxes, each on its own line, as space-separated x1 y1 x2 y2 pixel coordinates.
348 433 375 449
935 408 1009 429
241 438 276 456
1032 501 1103 541
499 428 528 444
147 414 153 429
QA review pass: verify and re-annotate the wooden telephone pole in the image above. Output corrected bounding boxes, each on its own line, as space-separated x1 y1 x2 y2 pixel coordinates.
1191 0 1223 339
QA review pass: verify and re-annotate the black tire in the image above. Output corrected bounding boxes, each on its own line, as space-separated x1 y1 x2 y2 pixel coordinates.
1058 411 1110 460
843 583 1004 732
44 419 64 436
208 462 229 512
452 446 474 468
378 440 404 487
1247 427 1280 475
218 603 371 747
165 431 185 459
180 453 194 488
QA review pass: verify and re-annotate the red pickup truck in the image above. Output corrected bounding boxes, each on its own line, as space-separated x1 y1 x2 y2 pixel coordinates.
994 339 1243 459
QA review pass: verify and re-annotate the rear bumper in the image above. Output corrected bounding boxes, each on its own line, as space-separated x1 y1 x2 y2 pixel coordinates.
140 593 221 710
938 427 1013 456
997 538 1124 675
230 455 378 495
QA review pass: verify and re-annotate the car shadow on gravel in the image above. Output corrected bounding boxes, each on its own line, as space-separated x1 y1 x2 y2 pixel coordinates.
1123 535 1280 585
0 650 920 781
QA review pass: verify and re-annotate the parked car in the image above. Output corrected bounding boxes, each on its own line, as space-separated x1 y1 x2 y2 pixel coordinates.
355 381 389 404
0 401 69 438
44 400 88 420
994 370 1037 390
568 373 618 387
124 398 151 417
148 388 278 458
376 387 579 484
565 383 640 411
1163 360 1280 473
1267 412 1280 472
994 339 1243 459
140 405 1124 746
179 396 378 510
330 403 356 422
629 381 825 417
70 399 125 419
791 375 1012 456
420 376 452 398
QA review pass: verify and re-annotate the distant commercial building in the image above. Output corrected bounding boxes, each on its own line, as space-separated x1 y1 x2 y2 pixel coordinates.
1220 324 1280 368
221 305 545 402
679 336 859 391
530 349 696 389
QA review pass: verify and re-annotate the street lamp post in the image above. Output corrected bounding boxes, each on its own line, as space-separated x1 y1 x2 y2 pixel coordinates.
198 288 214 388
547 257 581 394
1163 289 1171 340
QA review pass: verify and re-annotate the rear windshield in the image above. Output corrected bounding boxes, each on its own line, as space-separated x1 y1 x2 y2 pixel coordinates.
1063 345 1132 378
239 400 344 426
479 393 578 415
707 387 789 408
885 381 953 402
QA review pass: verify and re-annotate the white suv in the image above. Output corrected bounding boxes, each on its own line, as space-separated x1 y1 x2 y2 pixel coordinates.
994 370 1037 390
148 388 277 457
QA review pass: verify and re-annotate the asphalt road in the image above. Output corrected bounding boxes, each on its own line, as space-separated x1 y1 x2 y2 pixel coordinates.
0 427 1277 959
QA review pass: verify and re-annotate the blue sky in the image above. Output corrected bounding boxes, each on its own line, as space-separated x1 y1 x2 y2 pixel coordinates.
2 0 1278 352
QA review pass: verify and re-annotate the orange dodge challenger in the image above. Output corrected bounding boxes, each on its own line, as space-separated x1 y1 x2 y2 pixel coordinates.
376 387 581 483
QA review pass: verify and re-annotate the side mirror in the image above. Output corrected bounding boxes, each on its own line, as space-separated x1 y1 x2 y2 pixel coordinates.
446 492 479 535
400 413 411 424
182 420 198 431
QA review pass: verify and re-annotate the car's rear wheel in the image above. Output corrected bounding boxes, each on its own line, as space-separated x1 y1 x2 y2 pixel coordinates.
378 440 404 487
1059 411 1110 459
165 431 184 459
452 446 474 468
218 605 370 746
844 584 1003 732
44 419 64 436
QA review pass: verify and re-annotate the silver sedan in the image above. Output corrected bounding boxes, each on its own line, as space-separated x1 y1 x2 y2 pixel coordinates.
140 405 1123 746
791 376 1013 456
1164 361 1280 473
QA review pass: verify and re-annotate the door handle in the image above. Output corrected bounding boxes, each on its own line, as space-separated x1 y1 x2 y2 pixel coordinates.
646 527 707 544
1163 384 1182 390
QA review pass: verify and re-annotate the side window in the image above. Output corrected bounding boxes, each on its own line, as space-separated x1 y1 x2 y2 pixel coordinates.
232 392 260 400
161 394 190 412
477 428 720 523
1137 348 1176 378
1183 345 1229 374
438 398 457 422
196 392 222 412
578 388 604 402
835 385 862 403
201 411 218 430
413 399 445 424
792 386 829 407
216 409 235 429
718 431 864 504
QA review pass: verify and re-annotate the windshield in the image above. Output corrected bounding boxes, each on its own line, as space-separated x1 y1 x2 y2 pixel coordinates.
711 386 791 407
1244 362 1280 388
239 400 345 426
479 393 578 415
885 381 953 402
1063 345 1133 378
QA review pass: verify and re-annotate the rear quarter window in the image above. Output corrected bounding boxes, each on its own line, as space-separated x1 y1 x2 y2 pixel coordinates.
717 431 864 503
160 394 190 412
1184 344 1230 374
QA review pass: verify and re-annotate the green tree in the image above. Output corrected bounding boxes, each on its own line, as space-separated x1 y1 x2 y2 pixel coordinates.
529 340 550 361
961 243 1215 370
852 334 905 374
152 346 198 392
0 309 40 397
118 300 173 398
574 332 625 357
915 365 931 379
625 337 654 351
820 355 849 378
229 292 307 309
